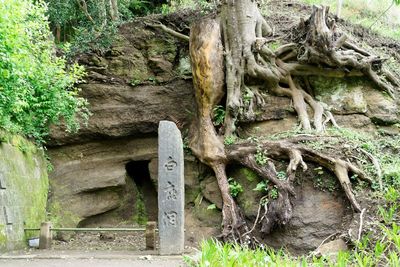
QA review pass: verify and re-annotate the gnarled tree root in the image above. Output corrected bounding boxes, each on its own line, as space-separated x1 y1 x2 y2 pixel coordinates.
227 139 372 233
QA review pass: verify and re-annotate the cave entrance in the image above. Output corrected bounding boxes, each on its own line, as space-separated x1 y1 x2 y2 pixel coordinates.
125 160 158 222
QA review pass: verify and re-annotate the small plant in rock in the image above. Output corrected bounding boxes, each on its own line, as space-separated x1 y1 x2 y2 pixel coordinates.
147 77 159 84
130 79 141 86
207 204 217 210
253 181 268 192
212 105 225 126
243 88 253 105
255 148 268 166
312 166 339 192
276 171 287 180
253 181 278 200
247 136 259 143
224 135 236 145
269 186 279 200
228 177 243 198
182 131 192 154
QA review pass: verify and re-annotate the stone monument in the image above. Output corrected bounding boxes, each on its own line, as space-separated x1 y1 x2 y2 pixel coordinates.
158 121 184 255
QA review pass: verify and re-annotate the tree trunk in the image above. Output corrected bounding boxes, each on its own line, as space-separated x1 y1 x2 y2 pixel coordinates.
55 24 61 43
109 0 119 21
189 17 249 242
336 0 343 18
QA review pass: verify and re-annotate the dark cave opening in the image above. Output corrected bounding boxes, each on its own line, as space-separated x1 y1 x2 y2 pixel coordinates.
125 160 158 221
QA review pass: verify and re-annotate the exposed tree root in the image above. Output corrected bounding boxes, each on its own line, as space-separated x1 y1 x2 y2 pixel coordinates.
183 1 394 245
226 139 371 232
145 21 190 42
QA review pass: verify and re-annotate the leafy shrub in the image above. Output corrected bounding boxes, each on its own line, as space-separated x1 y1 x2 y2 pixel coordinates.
228 177 243 198
224 135 236 145
255 148 268 166
212 105 225 126
0 0 89 143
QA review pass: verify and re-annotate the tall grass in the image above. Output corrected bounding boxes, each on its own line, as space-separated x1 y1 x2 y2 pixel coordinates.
185 231 400 266
185 181 400 266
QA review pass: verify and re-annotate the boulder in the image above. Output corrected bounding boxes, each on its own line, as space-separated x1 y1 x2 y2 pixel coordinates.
49 80 195 145
66 190 121 218
364 88 399 125
239 116 298 138
229 167 265 218
47 137 158 225
334 114 375 131
190 198 222 227
311 77 368 115
314 238 348 257
263 177 353 254
200 176 223 209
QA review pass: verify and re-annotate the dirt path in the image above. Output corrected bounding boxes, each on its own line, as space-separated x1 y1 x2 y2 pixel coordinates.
0 250 187 267
0 258 185 267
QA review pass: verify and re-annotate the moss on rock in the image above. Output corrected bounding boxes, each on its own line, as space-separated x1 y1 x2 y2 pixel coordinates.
0 134 48 251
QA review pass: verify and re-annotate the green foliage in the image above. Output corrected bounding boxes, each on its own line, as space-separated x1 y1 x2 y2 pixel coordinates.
67 23 118 55
276 171 287 180
0 0 89 143
184 239 305 266
241 168 259 182
253 181 279 200
45 0 152 54
207 204 216 210
377 186 400 225
127 0 153 15
160 0 216 14
255 148 268 166
253 181 268 192
312 166 339 192
212 105 225 126
243 88 253 106
228 177 243 198
224 135 236 145
298 0 400 40
133 187 147 225
304 127 400 191
268 41 281 51
185 219 400 266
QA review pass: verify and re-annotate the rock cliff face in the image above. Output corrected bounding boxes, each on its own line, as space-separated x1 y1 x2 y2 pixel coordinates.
0 134 48 252
47 17 399 250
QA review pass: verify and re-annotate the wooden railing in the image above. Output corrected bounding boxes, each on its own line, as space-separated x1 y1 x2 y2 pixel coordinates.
24 221 157 250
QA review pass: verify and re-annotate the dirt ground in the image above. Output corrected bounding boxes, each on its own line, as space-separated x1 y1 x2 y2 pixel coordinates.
0 250 186 267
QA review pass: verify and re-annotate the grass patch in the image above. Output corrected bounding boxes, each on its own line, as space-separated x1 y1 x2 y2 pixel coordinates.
298 0 400 40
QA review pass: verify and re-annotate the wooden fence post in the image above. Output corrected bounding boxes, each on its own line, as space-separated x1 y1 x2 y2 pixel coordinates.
39 222 52 249
145 221 156 250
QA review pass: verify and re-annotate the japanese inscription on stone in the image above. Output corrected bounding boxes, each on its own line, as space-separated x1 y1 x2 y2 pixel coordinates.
0 171 6 189
158 121 184 255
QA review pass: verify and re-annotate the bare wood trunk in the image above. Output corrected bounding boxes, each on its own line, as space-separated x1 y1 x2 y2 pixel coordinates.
336 0 343 18
76 0 95 23
109 0 119 21
189 17 251 242
55 24 61 43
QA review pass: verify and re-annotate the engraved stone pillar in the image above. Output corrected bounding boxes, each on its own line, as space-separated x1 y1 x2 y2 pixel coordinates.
158 121 184 255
